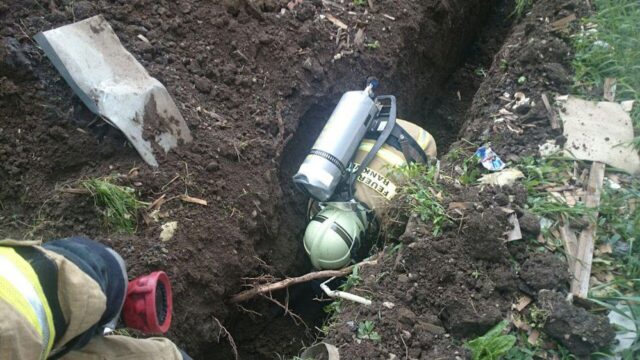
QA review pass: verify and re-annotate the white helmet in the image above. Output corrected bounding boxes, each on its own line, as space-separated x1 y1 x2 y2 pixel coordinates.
303 202 369 270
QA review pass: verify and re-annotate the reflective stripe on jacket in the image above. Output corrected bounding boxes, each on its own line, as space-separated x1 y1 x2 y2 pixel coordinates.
0 239 106 359
0 246 55 359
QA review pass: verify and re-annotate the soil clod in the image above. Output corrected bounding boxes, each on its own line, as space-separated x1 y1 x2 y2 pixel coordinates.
538 290 616 356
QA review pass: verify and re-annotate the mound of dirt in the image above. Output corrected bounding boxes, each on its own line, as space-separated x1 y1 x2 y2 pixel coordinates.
320 0 617 358
323 184 522 358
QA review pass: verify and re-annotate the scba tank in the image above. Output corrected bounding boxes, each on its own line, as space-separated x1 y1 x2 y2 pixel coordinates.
293 89 379 202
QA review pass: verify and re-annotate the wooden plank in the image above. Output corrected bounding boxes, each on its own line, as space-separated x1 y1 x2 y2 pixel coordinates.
571 161 605 298
549 14 577 31
541 93 560 129
560 222 578 271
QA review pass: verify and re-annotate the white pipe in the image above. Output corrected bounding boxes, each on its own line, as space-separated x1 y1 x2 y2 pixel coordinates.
320 277 372 306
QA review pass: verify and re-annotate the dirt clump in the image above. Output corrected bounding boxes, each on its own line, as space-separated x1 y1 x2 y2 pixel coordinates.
538 290 616 356
520 252 569 293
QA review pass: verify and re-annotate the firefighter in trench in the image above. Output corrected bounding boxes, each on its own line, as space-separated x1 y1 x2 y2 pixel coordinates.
294 112 436 270
0 236 191 360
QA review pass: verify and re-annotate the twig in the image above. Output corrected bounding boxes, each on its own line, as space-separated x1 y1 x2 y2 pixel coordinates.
229 256 379 303
236 304 262 317
400 333 409 360
179 194 207 206
212 316 238 360
325 13 348 29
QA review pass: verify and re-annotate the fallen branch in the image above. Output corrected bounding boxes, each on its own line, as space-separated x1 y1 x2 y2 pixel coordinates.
229 257 379 303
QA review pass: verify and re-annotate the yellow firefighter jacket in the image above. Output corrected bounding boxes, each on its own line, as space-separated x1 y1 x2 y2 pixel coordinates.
0 238 182 360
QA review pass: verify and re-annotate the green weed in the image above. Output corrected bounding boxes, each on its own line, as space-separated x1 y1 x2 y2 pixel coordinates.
517 75 527 85
464 320 516 360
475 67 488 78
353 0 367 6
500 59 510 71
357 320 381 342
365 40 380 50
444 146 481 184
397 163 451 236
512 0 533 18
81 177 147 234
527 196 594 222
342 264 362 291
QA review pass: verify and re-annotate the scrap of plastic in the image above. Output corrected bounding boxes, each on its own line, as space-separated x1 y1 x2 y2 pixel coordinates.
474 146 506 171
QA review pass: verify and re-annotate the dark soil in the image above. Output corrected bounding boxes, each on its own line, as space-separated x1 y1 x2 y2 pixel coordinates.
520 252 570 293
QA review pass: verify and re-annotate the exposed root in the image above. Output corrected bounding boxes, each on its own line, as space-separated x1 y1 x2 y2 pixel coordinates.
259 292 308 329
229 256 379 303
213 316 239 360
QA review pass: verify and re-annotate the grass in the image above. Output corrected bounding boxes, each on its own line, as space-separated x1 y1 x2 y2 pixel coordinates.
464 320 516 360
397 163 451 236
517 154 640 357
572 0 640 149
81 177 147 234
512 0 533 18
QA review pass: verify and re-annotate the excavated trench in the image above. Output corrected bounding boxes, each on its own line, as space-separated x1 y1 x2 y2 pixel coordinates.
221 1 515 358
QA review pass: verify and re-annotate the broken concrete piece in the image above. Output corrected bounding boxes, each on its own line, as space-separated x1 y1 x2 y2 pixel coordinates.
559 96 640 174
35 15 192 167
160 221 178 242
538 290 615 356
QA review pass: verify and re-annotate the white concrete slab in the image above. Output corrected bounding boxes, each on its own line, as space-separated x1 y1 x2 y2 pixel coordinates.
560 96 640 174
35 15 192 167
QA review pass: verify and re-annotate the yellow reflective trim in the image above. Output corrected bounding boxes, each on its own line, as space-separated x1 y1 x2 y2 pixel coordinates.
417 130 430 149
358 140 405 166
0 269 40 335
0 247 55 358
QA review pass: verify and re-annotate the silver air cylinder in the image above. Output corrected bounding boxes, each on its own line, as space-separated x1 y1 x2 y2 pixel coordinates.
293 88 379 201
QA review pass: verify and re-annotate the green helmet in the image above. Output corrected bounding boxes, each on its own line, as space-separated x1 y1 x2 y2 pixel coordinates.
303 202 369 270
